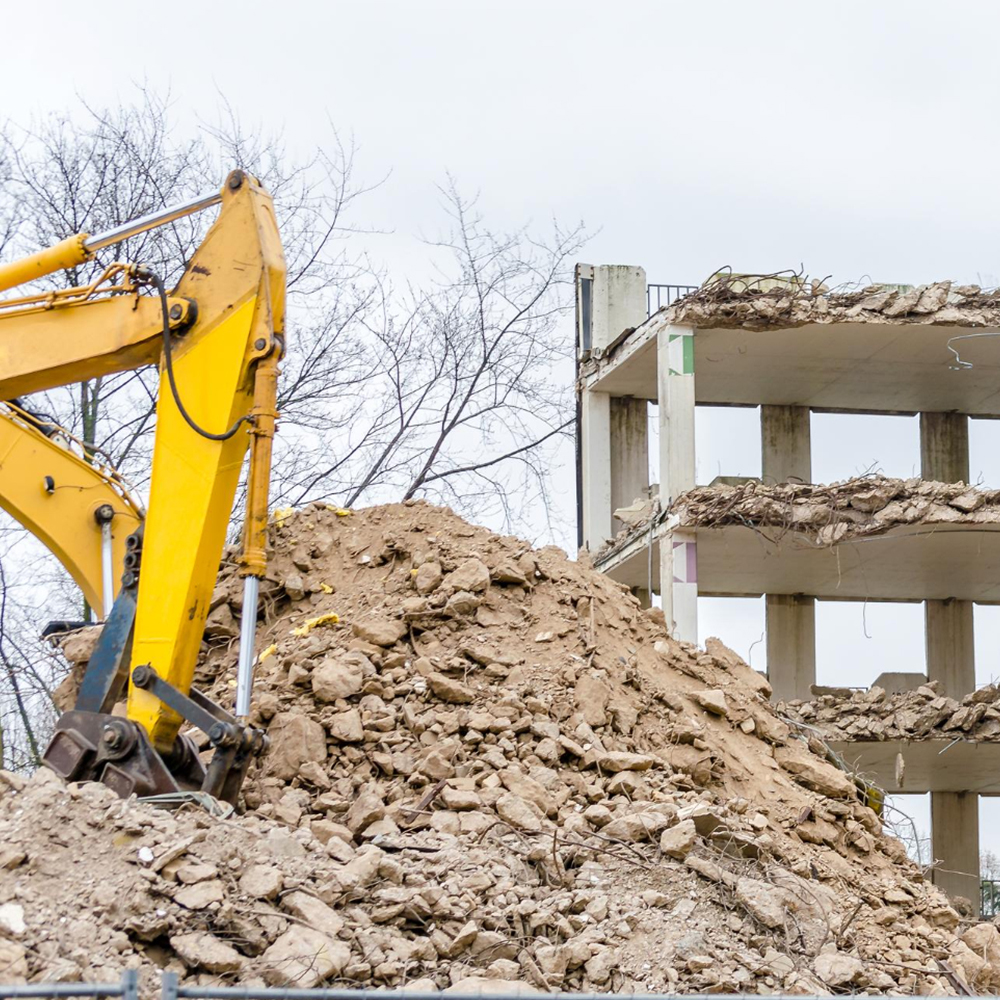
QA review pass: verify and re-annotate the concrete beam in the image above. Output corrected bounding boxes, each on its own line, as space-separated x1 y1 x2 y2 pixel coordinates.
931 791 980 914
766 594 816 701
925 598 975 700
609 397 649 535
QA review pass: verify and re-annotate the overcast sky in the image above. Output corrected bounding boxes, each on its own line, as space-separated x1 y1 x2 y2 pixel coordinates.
5 0 1000 860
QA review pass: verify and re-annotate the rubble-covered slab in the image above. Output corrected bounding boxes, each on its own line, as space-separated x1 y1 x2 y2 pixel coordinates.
596 477 1000 601
579 275 1000 413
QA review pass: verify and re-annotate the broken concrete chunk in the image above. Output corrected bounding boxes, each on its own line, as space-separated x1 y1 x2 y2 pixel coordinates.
239 864 284 900
170 932 244 973
352 617 407 647
442 558 491 593
261 927 350 987
693 688 728 717
312 654 364 702
266 712 327 781
427 672 474 704
496 792 543 831
659 818 697 858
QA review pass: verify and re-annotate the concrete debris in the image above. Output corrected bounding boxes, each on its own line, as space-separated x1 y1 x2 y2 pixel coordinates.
6 500 1000 993
655 276 1000 332
782 678 1000 742
599 475 1000 564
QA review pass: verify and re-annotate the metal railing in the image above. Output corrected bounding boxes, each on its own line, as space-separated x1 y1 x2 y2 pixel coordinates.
0 970 137 1000
646 283 698 316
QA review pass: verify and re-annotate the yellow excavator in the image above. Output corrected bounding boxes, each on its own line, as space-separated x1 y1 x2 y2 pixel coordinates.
0 169 285 804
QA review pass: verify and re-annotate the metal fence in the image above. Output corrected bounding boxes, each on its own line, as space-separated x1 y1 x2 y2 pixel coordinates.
0 976 964 1000
646 283 698 316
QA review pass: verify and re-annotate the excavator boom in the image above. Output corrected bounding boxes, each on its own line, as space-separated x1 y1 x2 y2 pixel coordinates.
0 170 286 804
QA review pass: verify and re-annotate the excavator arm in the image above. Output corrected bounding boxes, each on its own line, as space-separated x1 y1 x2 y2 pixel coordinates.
0 401 142 616
0 170 286 804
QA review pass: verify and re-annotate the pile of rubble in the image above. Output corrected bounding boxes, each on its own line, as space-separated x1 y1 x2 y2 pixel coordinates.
657 274 1000 331
780 680 1000 743
8 500 1000 993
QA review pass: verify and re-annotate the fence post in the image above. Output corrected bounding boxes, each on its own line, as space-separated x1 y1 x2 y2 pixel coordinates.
121 970 139 1000
160 972 179 1000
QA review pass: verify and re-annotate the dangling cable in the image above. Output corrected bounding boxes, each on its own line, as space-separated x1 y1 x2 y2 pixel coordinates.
142 270 249 441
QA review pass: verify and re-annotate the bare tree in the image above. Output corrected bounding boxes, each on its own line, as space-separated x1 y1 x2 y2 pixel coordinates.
0 89 586 769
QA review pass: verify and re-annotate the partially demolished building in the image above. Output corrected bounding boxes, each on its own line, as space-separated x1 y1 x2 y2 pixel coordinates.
575 265 1000 911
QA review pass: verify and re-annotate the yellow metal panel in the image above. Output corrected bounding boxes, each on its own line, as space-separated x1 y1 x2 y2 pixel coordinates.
127 297 257 750
0 411 141 610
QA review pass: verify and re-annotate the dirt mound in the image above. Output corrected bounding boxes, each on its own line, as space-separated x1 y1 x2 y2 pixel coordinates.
5 500 1000 993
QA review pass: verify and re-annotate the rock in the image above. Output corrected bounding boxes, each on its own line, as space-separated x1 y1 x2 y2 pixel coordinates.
594 750 655 772
60 626 102 664
262 927 350 987
283 572 306 601
496 792 543 831
574 673 611 726
735 876 787 928
175 862 218 884
773 746 855 798
312 655 364 701
499 769 550 815
346 790 385 834
603 812 670 842
282 890 345 939
659 819 697 858
267 712 327 781
442 558 491 593
693 688 728 717
240 864 284 900
449 919 479 955
441 786 480 810
584 946 618 985
352 617 407 647
446 977 537 995
427 672 474 704
170 932 244 973
415 561 444 594
814 951 864 987
328 708 364 742
0 902 25 936
0 939 27 982
174 879 225 910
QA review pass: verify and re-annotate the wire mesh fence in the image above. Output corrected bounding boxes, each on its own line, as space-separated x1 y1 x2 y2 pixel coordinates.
0 974 965 1000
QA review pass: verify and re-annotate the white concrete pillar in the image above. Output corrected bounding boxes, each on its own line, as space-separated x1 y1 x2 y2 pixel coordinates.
610 397 649 535
580 390 612 550
657 325 697 641
761 405 815 699
925 598 975 700
931 791 980 914
766 595 817 701
576 264 648 552
761 404 811 485
920 411 969 485
920 412 975 700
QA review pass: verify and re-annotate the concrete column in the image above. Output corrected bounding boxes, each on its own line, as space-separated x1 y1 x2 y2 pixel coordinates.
761 404 811 484
766 595 816 701
610 397 649 535
657 325 697 641
761 406 816 699
576 264 648 552
920 411 969 484
925 598 975 700
931 791 980 914
580 391 612 550
920 411 975 699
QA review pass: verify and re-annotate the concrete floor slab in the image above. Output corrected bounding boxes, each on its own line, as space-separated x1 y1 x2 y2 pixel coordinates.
585 319 1000 414
829 738 1000 794
598 521 1000 602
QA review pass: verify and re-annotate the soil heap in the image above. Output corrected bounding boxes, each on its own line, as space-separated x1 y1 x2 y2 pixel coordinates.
5 500 1000 994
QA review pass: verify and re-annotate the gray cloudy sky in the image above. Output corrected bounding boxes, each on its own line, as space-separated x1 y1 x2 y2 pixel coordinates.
5 0 1000 855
